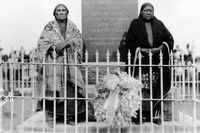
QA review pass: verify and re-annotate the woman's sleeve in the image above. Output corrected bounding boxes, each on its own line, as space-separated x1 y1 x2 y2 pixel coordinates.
162 23 174 51
37 22 55 62
125 21 138 64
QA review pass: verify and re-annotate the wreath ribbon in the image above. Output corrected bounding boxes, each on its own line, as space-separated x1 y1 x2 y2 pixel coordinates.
103 74 120 124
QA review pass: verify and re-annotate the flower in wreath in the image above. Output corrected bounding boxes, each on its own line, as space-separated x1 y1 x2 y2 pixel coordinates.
92 71 143 126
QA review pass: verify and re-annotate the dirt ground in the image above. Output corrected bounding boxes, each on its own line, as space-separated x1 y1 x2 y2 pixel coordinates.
2 95 37 130
1 66 200 132
1 93 200 132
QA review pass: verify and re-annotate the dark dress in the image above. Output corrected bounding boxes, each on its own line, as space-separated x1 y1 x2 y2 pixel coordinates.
37 80 95 123
125 16 174 121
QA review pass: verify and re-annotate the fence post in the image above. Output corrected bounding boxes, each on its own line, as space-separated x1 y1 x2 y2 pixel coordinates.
106 49 110 74
0 47 3 132
192 57 197 133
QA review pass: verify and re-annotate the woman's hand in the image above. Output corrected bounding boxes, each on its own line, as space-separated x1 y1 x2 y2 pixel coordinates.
140 45 164 55
55 41 71 52
151 48 160 53
56 43 63 50
151 45 164 54
65 40 74 48
140 48 149 53
49 43 64 54
159 44 164 51
51 40 73 54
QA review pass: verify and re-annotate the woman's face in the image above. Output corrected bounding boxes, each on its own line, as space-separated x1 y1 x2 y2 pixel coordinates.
141 5 154 20
54 5 68 20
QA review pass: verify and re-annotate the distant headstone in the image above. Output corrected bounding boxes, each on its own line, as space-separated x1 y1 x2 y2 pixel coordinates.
82 0 138 61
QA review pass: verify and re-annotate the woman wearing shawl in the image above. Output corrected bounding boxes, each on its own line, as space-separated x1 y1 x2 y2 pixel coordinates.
36 4 94 124
125 3 174 124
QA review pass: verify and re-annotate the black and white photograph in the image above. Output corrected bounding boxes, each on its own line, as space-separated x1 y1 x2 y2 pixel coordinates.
0 0 200 133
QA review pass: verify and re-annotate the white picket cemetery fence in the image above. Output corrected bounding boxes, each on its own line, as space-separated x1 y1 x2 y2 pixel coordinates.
0 48 200 133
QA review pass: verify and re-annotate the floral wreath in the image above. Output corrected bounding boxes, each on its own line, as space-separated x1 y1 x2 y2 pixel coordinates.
92 72 143 126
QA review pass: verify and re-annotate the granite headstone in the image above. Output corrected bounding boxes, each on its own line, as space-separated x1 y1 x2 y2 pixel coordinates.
82 0 138 61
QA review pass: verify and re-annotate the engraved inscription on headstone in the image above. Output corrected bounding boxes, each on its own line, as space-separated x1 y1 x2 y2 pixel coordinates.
82 0 138 61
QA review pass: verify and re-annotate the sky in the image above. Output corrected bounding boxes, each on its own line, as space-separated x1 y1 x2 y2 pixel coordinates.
0 0 200 56
0 0 81 54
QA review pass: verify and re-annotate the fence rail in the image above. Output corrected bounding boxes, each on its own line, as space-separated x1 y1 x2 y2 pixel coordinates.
0 48 200 133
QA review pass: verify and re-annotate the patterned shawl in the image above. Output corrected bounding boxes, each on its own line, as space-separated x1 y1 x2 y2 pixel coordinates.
36 19 85 98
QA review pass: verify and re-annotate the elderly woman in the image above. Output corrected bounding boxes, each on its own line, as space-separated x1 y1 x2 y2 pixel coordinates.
36 4 94 124
125 3 174 124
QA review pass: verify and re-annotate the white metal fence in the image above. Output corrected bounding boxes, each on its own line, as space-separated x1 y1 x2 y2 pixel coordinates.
0 48 200 133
